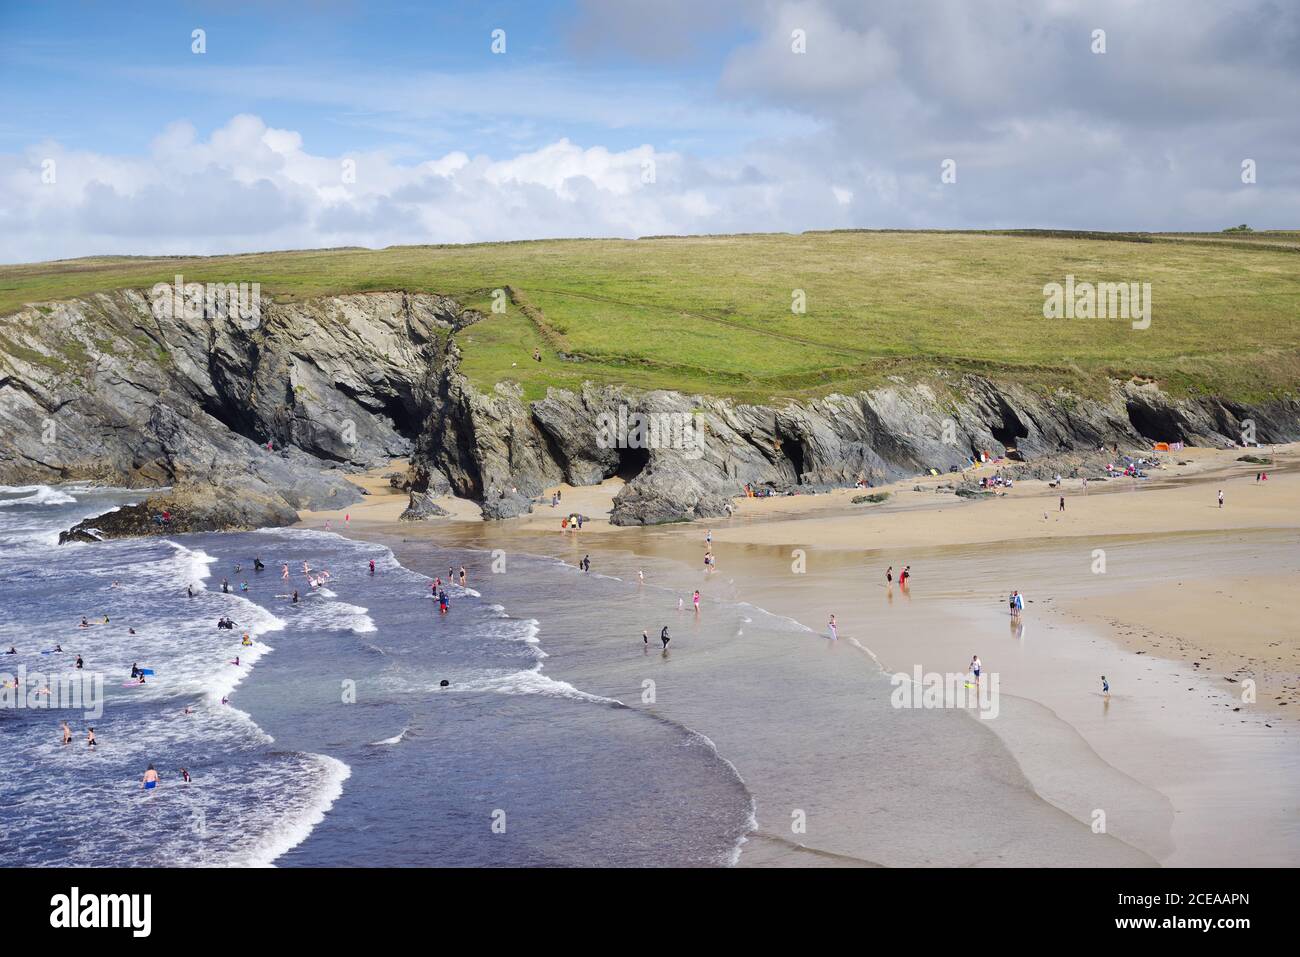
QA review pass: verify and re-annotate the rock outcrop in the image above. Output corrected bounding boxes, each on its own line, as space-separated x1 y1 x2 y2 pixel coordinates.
3 288 1295 536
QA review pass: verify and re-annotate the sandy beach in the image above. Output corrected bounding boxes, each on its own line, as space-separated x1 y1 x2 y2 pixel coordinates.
302 443 1300 866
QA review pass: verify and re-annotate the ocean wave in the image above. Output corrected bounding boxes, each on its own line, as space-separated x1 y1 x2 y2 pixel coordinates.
227 754 352 868
446 666 624 706
0 485 77 507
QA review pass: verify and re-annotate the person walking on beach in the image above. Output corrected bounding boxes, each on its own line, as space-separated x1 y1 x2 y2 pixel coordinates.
1218 489 1224 508
1009 592 1017 617
1101 675 1110 697
969 655 982 690
1059 495 1065 512
828 615 838 641
660 626 670 650
1015 592 1023 616
642 629 649 646
692 590 700 612
886 566 893 584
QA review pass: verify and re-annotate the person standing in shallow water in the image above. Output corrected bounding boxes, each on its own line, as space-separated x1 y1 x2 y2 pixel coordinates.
660 626 670 650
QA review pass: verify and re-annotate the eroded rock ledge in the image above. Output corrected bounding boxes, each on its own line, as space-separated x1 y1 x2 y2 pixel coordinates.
1 288 1294 537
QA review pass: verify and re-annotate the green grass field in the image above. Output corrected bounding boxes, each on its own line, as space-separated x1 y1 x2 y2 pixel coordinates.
2 230 1297 404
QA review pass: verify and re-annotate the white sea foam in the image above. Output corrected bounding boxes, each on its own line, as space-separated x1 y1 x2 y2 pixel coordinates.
0 485 77 507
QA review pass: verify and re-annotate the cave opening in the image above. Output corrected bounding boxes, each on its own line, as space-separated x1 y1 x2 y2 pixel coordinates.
616 445 650 481
1126 401 1185 443
988 404 1030 451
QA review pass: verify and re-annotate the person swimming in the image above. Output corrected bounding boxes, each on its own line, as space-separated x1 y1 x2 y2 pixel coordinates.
142 764 159 790
179 767 191 783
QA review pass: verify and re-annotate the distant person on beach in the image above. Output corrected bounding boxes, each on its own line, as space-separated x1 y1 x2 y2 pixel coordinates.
1218 489 1224 508
1009 592 1017 617
900 566 911 585
970 655 982 689
828 615 838 640
660 626 670 650
693 590 700 612
886 566 893 584
1059 496 1065 512
642 629 649 645
142 764 159 790
1101 675 1110 697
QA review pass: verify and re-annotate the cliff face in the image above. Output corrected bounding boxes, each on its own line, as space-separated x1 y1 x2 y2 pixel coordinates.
2 289 1296 535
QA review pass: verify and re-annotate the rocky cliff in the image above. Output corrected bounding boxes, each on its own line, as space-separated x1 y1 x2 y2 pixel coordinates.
2 289 1295 536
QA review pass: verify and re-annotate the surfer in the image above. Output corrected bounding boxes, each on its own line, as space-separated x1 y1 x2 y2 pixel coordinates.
79 617 90 628
142 764 159 790
4 646 15 655
130 663 141 678
230 656 240 666
54 644 62 653
254 557 266 571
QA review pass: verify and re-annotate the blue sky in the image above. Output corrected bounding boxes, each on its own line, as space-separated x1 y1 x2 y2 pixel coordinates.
0 1 769 157
1 1 1296 261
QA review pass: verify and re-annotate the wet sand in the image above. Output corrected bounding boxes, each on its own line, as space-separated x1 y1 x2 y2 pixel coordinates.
302 443 1300 866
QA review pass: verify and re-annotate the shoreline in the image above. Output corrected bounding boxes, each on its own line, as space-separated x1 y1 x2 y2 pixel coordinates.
299 442 1300 866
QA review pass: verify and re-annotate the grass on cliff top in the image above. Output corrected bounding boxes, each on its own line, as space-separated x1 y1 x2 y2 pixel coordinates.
2 229 1298 405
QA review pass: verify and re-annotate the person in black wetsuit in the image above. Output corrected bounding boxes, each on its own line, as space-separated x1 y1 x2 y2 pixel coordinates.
660 626 670 650
254 557 266 571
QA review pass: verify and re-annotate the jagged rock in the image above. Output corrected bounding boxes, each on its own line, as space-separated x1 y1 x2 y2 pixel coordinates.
60 476 303 542
6 288 1299 531
479 491 534 521
399 490 450 521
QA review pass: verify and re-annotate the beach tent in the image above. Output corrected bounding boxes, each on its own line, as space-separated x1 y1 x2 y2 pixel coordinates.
1153 442 1170 452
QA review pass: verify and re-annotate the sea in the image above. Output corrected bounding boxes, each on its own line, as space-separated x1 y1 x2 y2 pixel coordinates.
0 484 755 867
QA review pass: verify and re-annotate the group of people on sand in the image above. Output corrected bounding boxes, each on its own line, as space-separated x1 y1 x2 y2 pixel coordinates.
885 565 912 587
1008 590 1024 618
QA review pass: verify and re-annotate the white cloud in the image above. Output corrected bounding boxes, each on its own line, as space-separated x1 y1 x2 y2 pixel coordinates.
0 115 864 262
